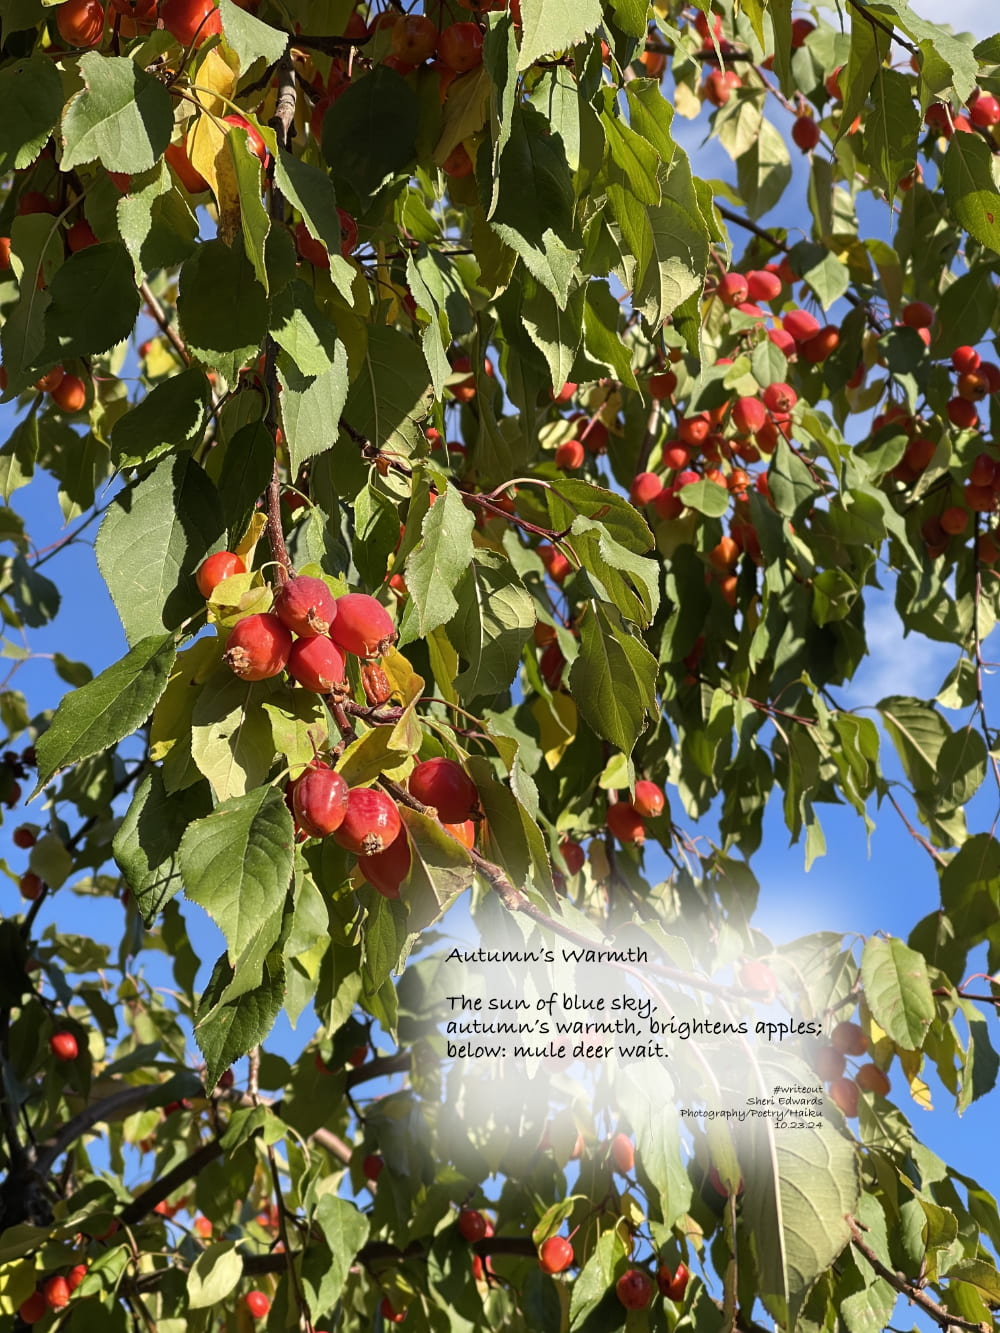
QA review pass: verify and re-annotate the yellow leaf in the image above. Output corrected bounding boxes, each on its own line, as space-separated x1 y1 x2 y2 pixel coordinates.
381 648 424 706
908 1073 933 1110
188 46 241 236
673 79 702 120
234 511 268 565
589 839 611 882
532 691 577 768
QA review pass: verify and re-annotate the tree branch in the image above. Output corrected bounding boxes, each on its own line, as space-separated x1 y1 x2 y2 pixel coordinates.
139 280 191 367
848 1218 989 1332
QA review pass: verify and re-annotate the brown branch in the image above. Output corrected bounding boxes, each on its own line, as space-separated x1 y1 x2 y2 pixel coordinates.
885 790 946 866
265 458 292 585
36 1083 157 1176
847 1217 989 1332
139 280 191 367
345 1051 410 1090
119 1139 223 1227
135 1234 537 1291
378 776 742 997
844 0 919 56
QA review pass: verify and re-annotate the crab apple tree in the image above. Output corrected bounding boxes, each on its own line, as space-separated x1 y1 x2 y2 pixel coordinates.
2 3 1000 1333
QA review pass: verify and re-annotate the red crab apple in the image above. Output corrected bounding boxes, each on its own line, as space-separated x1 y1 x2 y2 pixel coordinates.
333 787 402 856
633 780 664 817
274 575 337 637
244 1291 270 1319
609 1133 635 1173
408 757 478 823
292 765 349 838
50 1032 79 1061
329 594 396 658
616 1269 652 1309
196 551 246 598
539 1236 574 1274
224 613 292 681
457 1209 488 1242
57 0 106 48
657 1262 689 1300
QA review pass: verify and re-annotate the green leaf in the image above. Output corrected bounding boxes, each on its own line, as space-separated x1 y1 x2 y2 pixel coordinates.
943 1258 1000 1304
569 1230 627 1328
262 689 327 778
301 1196 370 1315
860 936 935 1051
956 997 1000 1110
40 243 141 361
96 454 226 647
186 1242 243 1310
935 270 998 359
0 57 63 173
863 67 918 194
516 0 603 71
876 696 951 799
936 727 988 809
583 281 638 389
567 516 660 625
634 150 711 326
520 276 585 393
215 421 275 541
677 477 730 518
228 127 271 294
179 786 294 981
27 833 72 888
0 217 61 386
110 368 210 468
190 668 278 802
60 53 173 174
33 635 176 795
279 351 351 476
400 487 476 642
397 808 474 933
768 439 819 520
546 478 654 554
0 416 38 504
941 132 1000 258
113 769 213 925
177 239 268 380
839 13 890 145
569 604 657 753
744 1053 861 1328
343 324 433 458
736 118 792 221
601 92 661 207
485 103 581 306
194 948 285 1090
8 554 59 627
219 0 287 70
270 281 341 377
322 65 419 212
449 552 535 698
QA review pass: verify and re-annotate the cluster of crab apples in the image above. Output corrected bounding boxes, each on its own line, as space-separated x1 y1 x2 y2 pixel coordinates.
812 1018 890 1118
198 555 485 898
